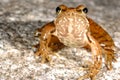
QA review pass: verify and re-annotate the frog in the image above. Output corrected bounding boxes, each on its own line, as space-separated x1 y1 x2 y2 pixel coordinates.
34 4 116 80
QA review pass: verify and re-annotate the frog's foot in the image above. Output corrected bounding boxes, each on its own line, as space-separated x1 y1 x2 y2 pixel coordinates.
78 62 98 80
35 49 52 63
78 66 97 80
78 74 96 80
104 49 117 70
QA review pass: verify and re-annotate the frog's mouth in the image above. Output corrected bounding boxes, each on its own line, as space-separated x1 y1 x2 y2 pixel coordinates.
54 14 89 47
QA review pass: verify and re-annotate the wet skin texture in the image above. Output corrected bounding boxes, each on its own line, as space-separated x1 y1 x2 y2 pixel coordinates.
34 4 116 80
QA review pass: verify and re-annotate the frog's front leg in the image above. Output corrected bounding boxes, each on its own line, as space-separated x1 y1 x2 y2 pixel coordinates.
79 32 102 80
35 22 55 63
35 37 52 63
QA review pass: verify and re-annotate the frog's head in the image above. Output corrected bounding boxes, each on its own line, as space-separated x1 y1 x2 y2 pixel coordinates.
54 5 90 47
54 4 89 33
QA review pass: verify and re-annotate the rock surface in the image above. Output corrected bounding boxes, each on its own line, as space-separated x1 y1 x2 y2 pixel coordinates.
0 0 120 80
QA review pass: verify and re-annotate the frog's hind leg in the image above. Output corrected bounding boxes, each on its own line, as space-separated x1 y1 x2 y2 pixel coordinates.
95 33 116 70
102 45 116 70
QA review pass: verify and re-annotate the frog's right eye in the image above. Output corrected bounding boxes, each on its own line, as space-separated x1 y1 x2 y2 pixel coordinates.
56 5 67 14
56 7 61 14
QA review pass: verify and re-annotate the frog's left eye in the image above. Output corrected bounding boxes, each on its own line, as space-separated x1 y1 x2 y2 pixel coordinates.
76 5 88 14
83 7 88 13
56 7 61 14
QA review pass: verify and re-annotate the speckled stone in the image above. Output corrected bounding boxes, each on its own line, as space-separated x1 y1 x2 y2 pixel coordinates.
0 0 120 80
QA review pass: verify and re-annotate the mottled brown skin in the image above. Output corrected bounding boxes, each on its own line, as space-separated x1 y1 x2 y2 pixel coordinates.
34 5 116 80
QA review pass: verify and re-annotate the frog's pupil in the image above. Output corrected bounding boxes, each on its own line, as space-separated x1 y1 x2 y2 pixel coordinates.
83 8 88 13
56 7 61 13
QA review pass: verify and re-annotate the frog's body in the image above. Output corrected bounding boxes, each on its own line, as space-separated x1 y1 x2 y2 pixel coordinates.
35 5 116 80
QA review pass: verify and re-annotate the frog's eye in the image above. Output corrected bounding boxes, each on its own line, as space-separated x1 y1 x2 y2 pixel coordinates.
56 5 67 14
83 7 88 13
76 5 88 14
56 7 61 14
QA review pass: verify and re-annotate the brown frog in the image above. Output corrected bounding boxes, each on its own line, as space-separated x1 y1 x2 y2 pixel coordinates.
34 4 116 80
